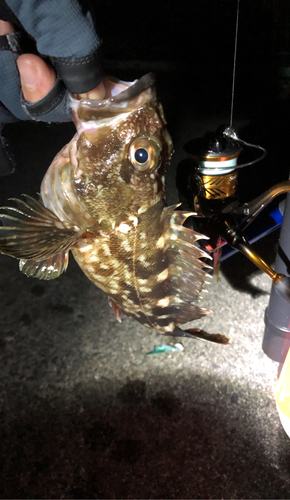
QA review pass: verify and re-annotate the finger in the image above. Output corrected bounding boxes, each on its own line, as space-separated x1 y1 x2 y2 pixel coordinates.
0 23 29 121
6 1 102 94
77 80 106 100
17 54 56 103
0 20 14 35
76 79 128 101
0 25 70 122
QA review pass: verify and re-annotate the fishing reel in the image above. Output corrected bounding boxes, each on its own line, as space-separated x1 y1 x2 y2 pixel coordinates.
176 125 290 303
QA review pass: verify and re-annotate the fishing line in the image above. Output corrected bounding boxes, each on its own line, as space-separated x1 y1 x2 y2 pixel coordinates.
225 0 267 168
229 0 240 128
223 126 267 168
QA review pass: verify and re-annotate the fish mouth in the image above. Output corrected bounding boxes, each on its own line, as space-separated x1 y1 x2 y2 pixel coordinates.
71 73 156 122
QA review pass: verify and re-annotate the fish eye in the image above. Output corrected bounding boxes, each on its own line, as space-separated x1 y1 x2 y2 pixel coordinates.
129 137 160 172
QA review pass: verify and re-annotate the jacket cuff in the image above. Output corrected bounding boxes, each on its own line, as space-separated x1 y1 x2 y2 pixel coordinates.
23 77 72 122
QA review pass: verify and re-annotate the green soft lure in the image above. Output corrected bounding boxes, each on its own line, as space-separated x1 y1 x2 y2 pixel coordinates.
146 343 184 355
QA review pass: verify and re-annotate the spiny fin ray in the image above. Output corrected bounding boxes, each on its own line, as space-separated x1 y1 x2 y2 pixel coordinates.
9 195 60 219
159 205 215 332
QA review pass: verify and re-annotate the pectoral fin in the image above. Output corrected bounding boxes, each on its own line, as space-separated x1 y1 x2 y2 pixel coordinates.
0 195 83 260
19 251 69 280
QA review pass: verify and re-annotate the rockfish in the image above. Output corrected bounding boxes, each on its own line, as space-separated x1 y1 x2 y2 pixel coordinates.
0 74 229 344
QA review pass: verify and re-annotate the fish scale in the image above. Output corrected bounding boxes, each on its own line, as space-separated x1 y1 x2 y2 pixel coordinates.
0 74 229 344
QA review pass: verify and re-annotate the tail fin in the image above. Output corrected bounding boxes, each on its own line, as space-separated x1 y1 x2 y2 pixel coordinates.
167 326 230 345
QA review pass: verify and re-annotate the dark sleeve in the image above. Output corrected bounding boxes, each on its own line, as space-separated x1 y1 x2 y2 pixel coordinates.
1 0 103 93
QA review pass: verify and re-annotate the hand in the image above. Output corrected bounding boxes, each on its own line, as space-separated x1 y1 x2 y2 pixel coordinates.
0 0 106 125
0 0 120 176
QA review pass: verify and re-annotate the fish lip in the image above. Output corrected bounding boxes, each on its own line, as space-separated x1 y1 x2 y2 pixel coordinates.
69 73 156 116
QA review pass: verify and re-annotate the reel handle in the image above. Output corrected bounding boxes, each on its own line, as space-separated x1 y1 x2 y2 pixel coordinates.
220 220 290 302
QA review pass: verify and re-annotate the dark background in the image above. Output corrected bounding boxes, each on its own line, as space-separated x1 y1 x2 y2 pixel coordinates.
3 0 290 201
1 1 290 498
96 0 290 200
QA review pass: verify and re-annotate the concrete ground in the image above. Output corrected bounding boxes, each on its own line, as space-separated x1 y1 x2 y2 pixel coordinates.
1 75 290 499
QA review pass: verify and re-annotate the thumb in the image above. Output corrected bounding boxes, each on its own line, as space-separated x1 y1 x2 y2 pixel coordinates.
17 54 106 101
17 54 56 103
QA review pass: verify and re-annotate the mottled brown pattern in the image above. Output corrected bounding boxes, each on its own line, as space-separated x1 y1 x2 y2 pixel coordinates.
73 100 169 228
0 75 223 340
69 80 211 334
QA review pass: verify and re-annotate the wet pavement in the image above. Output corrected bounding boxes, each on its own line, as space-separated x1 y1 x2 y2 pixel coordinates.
1 66 290 498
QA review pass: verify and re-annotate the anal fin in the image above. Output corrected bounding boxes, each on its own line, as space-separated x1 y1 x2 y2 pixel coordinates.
19 250 69 280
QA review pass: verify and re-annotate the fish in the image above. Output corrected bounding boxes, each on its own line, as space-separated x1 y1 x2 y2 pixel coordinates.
0 73 229 344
